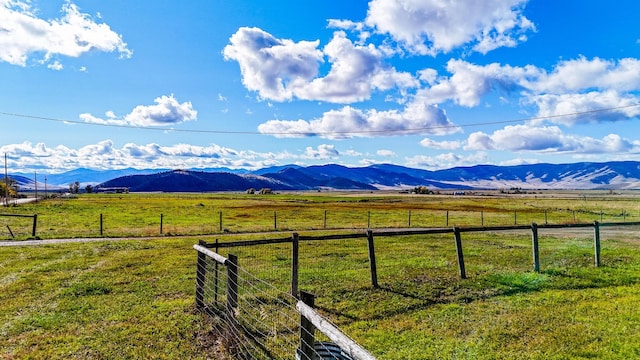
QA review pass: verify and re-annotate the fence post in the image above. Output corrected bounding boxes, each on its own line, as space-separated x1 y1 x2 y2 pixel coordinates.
160 213 163 234
31 214 37 237
408 210 411 228
531 223 540 272
514 211 517 225
593 221 601 267
291 233 299 298
446 210 449 227
367 211 371 228
324 210 327 229
195 240 207 310
481 211 484 226
100 213 103 236
366 230 379 288
544 209 548 225
274 211 277 230
299 291 316 360
219 211 223 232
226 253 239 352
214 239 219 302
453 227 466 279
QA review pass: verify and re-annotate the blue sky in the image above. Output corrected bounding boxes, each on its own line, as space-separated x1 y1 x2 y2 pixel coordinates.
1 0 640 173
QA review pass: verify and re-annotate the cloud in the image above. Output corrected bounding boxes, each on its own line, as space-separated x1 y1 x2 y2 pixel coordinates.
529 57 640 93
419 57 640 124
258 100 457 139
530 91 640 126
1 140 349 172
0 1 132 67
364 0 534 55
466 124 639 154
420 138 461 150
405 152 489 170
223 27 416 103
302 144 340 159
377 149 396 157
79 95 197 127
294 31 417 103
222 27 323 101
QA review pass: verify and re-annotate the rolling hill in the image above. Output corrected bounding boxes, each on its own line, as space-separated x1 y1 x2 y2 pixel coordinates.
9 161 640 192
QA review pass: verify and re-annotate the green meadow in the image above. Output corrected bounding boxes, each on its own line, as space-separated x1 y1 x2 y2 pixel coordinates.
1 191 639 359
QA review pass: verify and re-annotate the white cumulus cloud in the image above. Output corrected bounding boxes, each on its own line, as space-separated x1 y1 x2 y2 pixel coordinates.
79 95 197 127
0 1 132 67
466 124 639 154
223 27 416 103
364 0 534 55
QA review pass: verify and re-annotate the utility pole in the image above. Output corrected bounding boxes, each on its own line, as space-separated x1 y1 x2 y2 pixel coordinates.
34 171 38 203
4 153 8 206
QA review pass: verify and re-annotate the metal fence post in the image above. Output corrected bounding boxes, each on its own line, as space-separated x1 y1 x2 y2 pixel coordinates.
593 221 601 267
366 230 379 288
531 223 540 272
453 227 466 279
31 214 37 237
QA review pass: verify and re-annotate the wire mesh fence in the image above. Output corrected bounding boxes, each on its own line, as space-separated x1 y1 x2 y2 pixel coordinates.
194 244 374 359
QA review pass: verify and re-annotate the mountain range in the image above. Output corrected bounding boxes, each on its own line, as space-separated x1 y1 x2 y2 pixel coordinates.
10 161 640 192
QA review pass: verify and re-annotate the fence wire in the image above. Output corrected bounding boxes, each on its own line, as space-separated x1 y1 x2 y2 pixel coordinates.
196 250 354 360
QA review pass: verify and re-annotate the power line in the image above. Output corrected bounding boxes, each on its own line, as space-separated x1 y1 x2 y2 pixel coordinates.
1 103 639 137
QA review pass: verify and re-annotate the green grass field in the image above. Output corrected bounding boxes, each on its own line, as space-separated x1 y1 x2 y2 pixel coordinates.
1 192 639 359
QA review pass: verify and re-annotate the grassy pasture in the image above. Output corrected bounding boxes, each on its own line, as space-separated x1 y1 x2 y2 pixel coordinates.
1 191 640 359
1 190 638 239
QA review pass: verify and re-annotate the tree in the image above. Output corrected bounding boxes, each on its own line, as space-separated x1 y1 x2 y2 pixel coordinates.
1 176 17 198
85 184 93 193
412 185 432 194
69 181 80 194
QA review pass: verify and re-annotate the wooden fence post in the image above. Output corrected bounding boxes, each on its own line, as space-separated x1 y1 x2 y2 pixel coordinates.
299 291 316 360
531 223 540 272
408 210 411 228
274 211 277 230
195 240 207 310
226 253 239 351
446 210 449 227
324 210 327 229
214 239 219 302
219 211 223 232
544 209 548 224
481 211 484 226
160 213 163 234
291 233 299 298
366 230 379 288
100 213 103 236
453 227 466 279
593 221 601 267
31 214 37 237
514 211 517 225
367 211 371 228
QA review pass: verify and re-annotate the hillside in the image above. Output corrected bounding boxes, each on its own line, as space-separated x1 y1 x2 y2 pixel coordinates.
9 161 640 192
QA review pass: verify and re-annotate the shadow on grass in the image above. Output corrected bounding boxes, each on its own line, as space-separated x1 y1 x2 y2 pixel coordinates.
317 265 640 323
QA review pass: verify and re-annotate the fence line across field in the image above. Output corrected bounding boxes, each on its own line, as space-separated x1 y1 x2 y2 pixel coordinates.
1 206 637 239
205 221 640 293
194 220 639 358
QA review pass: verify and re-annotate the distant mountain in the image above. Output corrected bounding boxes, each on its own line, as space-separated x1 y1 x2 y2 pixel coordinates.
98 169 293 192
9 161 640 192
